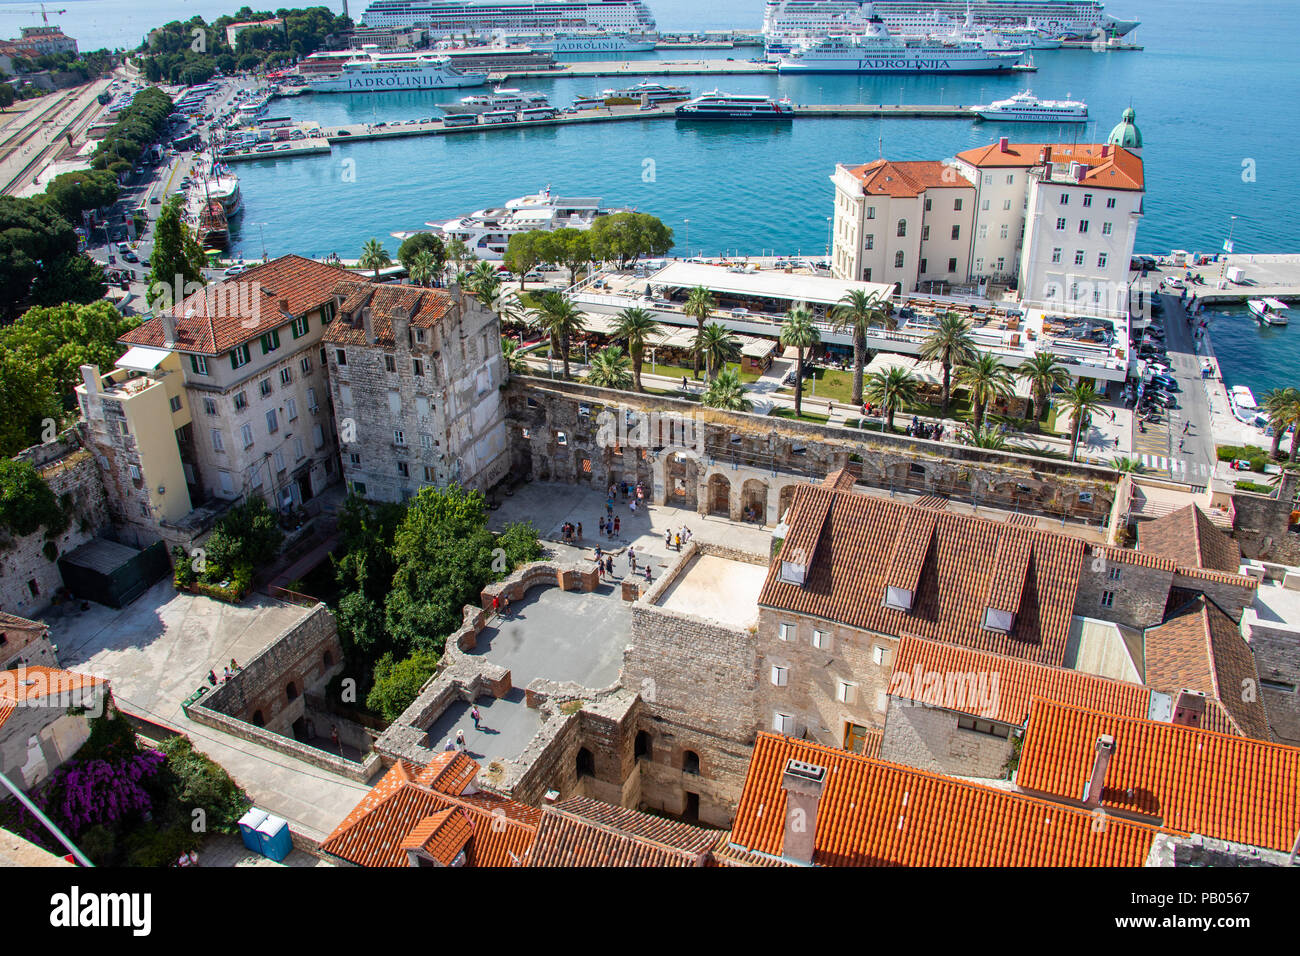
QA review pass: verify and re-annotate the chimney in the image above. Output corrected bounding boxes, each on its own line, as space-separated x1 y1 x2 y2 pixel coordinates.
79 364 100 400
998 136 1009 153
1101 143 1111 158
1172 689 1207 728
543 789 560 805
1040 145 1052 165
361 306 374 343
780 758 826 865
392 304 410 351
1072 162 1087 183
161 312 177 348
279 298 289 314
1082 735 1115 808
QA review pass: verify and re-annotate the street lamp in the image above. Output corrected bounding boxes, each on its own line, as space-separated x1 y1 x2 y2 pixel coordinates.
825 216 833 264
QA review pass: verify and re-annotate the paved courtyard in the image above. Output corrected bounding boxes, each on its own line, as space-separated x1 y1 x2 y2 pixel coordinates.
655 553 768 630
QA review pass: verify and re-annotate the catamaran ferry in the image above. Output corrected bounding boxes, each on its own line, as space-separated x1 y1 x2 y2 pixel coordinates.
360 0 657 37
674 91 795 120
433 187 629 260
777 17 1022 73
972 89 1087 121
762 0 1137 44
305 50 488 93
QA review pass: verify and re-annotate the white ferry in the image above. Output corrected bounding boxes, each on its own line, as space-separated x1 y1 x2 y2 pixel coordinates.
991 23 1063 48
519 31 657 52
305 51 488 93
432 186 629 260
449 88 551 113
674 90 795 120
360 0 658 37
1248 298 1290 327
603 81 691 103
972 89 1087 121
777 16 1022 73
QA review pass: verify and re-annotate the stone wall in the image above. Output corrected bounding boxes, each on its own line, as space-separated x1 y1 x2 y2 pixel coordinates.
879 700 1015 779
1076 557 1172 631
1146 832 1296 868
1172 571 1255 622
0 429 110 618
1241 606 1300 746
1230 477 1300 565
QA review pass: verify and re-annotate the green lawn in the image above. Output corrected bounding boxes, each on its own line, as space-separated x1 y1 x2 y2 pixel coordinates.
644 360 763 384
769 406 831 424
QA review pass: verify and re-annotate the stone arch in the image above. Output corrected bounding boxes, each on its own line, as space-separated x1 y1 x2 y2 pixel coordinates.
706 473 731 517
778 483 798 520
741 479 769 524
664 452 698 510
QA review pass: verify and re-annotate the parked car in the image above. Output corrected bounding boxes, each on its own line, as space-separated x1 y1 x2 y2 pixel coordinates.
223 264 247 276
122 250 138 263
1162 276 1186 290
1150 392 1178 408
1151 374 1179 391
523 271 544 282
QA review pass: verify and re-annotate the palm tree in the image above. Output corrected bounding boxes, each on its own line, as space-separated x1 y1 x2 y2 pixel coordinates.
1017 353 1071 423
694 322 740 381
494 289 527 330
780 306 821 419
919 312 977 417
701 368 752 411
830 290 892 407
683 285 716 378
1112 456 1145 473
500 336 528 376
444 237 472 275
1060 381 1107 461
534 291 586 379
956 353 1014 432
1262 387 1300 460
967 426 1008 450
408 249 437 288
863 366 917 432
358 238 391 279
611 307 660 392
586 345 633 390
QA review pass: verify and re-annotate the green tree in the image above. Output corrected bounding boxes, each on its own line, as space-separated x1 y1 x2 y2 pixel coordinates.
407 249 437 288
0 458 69 538
955 353 1014 432
503 230 542 286
919 312 977 418
701 367 752 411
780 306 821 419
534 291 586 378
3 300 138 399
1261 387 1300 460
146 195 206 307
444 237 473 273
587 345 633 390
967 425 1008 450
366 649 440 722
397 232 445 277
588 212 673 268
1112 456 1145 473
1017 352 1071 423
0 353 62 458
202 497 284 582
43 169 120 223
358 237 391 278
694 322 739 381
830 290 892 407
1060 381 1107 461
864 366 918 432
0 194 91 320
535 228 591 286
611 306 660 392
500 336 528 376
683 285 715 379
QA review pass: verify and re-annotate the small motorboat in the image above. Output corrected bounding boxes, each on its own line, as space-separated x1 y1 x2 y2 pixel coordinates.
1248 298 1289 326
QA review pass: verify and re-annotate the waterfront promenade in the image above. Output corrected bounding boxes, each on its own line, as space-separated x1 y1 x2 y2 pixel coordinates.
1146 253 1300 304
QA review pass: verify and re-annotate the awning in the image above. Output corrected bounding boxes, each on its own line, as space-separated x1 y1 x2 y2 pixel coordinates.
741 339 777 358
116 345 172 372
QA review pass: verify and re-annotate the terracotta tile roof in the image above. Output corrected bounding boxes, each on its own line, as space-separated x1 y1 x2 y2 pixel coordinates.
845 159 973 197
399 807 475 865
1016 698 1300 851
1138 505 1242 573
1174 565 1258 589
0 611 47 637
118 255 352 356
710 842 793 867
1143 595 1271 740
729 733 1161 866
413 751 479 795
320 758 539 867
1086 544 1175 572
891 635 1151 725
759 484 1085 664
0 666 108 730
527 796 720 866
321 280 455 348
821 467 856 492
955 142 1144 190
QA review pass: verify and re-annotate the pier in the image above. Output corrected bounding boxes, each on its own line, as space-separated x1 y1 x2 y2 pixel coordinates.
489 58 776 81
1144 253 1300 305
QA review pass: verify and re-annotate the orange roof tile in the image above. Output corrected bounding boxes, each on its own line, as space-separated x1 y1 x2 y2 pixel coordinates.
118 255 351 356
1016 698 1300 851
845 159 973 197
891 635 1151 725
955 142 1144 190
399 807 475 865
527 796 720 867
322 280 455 349
1138 505 1242 573
760 484 1085 664
729 733 1161 866
413 751 479 795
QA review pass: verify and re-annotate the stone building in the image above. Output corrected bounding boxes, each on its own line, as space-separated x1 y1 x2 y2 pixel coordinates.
0 612 58 671
0 666 109 791
322 281 509 502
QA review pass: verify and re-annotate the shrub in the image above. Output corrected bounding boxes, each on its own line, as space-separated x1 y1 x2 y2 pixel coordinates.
366 649 440 723
155 735 251 834
202 498 283 583
1217 444 1269 471
1235 479 1273 494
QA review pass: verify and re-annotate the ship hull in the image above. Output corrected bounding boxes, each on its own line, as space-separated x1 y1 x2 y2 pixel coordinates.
778 54 1020 73
308 70 487 93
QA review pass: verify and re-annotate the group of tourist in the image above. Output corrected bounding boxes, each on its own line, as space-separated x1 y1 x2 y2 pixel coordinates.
206 659 241 687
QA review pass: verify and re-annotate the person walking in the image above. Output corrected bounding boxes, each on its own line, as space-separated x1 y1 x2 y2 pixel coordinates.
576 521 582 540
629 546 637 572
492 594 500 616
501 593 510 616
665 528 672 548
1183 421 1190 434
471 706 481 730
674 533 681 551
330 725 341 755
605 555 614 578
644 564 652 583
456 729 466 752
614 516 621 536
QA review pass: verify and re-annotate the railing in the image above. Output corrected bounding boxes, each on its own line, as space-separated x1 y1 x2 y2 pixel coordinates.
267 585 319 607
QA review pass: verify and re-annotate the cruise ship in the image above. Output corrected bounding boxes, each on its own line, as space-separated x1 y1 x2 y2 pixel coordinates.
432 187 629 260
674 90 795 120
972 89 1087 121
360 0 657 37
305 50 488 92
777 18 1022 73
762 0 1137 45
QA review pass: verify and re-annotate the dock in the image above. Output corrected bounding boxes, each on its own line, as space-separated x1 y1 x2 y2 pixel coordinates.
1143 253 1300 305
489 58 775 81
1058 39 1144 50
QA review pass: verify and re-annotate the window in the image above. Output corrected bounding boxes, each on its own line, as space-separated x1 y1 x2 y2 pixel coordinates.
1002 198 1012 211
352 481 367 496
294 437 305 461
896 219 906 237
811 629 829 650
1102 222 1113 235
950 224 960 240
837 681 857 705
947 257 957 273
412 358 424 377
320 347 328 366
919 258 927 275
397 461 408 477
241 423 253 448
420 433 434 451
978 224 988 239
423 465 436 481
770 665 788 687
1051 248 1062 264
778 622 794 641
291 315 310 338
995 257 1005 272
999 224 1008 239
306 387 318 413
349 453 361 465
384 355 397 373
863 234 874 250
1108 565 1122 581
1055 217 1067 230
1098 252 1109 268
265 409 278 434
190 355 209 376
1083 194 1093 207
1100 590 1115 608
414 328 426 344
274 449 286 472
1106 196 1116 208
280 367 293 387
635 731 652 760
981 198 990 211
203 397 217 416
873 645 888 666
1070 282 1080 300
218 471 233 495
128 463 141 481
682 751 700 775
974 258 984 272
335 348 347 367
1261 679 1297 693
312 424 324 449
286 397 298 421
210 428 224 452
234 391 248 411
260 378 273 398
844 723 873 754
393 429 406 446
866 206 876 220
921 225 930 242
1059 193 1069 205
230 344 251 369
300 356 313 376
894 251 904 268
1079 220 1090 234
924 197 932 211
984 607 1015 632
957 716 1011 738
983 173 992 185
884 586 913 611
1075 250 1086 266
556 431 567 445
773 712 795 735
1006 174 1014 185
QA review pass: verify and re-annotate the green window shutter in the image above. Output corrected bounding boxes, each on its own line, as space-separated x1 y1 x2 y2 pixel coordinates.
230 351 239 370
190 355 199 374
260 333 270 354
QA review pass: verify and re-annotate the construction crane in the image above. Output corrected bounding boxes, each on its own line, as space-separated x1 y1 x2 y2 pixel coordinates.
10 5 68 24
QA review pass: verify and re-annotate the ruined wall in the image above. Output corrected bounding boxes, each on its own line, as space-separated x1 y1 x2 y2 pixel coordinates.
1230 482 1300 565
1076 558 1173 631
879 700 1015 779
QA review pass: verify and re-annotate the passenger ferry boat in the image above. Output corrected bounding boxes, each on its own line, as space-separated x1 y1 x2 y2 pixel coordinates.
1248 298 1290 326
517 31 657 52
990 24 1063 48
972 89 1087 121
448 88 551 113
675 90 795 120
433 187 629 260
305 50 488 93
360 0 658 37
776 16 1022 73
604 81 691 102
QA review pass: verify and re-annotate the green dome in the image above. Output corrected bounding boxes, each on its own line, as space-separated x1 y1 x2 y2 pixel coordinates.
1108 107 1142 149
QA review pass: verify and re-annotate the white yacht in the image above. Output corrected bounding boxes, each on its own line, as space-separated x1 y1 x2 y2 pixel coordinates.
972 89 1087 121
991 23 1063 48
777 16 1022 73
432 187 629 260
448 88 551 113
1248 298 1290 326
305 50 487 93
674 90 795 120
603 81 691 102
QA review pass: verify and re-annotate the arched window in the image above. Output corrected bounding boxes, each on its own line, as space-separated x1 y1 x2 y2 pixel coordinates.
894 251 905 269
635 731 652 760
252 710 265 727
286 682 298 702
896 219 907 238
682 750 701 775
576 747 594 777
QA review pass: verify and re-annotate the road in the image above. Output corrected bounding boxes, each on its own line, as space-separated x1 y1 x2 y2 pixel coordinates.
0 78 113 195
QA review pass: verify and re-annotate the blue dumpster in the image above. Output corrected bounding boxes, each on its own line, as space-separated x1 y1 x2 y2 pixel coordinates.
255 813 292 863
237 808 268 853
